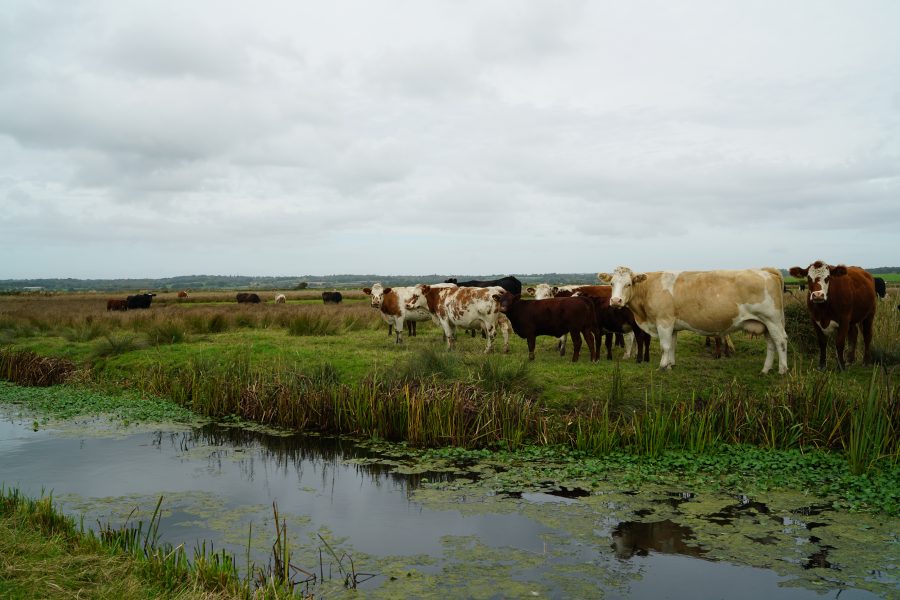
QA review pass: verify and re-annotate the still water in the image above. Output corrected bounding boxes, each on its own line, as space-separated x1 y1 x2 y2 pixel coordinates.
1 408 894 599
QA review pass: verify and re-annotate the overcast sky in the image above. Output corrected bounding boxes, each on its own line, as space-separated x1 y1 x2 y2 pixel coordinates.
1 1 898 279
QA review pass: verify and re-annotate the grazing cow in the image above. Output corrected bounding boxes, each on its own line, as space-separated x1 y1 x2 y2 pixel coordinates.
497 292 598 362
405 284 506 352
236 292 261 304
873 277 886 300
106 298 128 311
177 290 188 298
126 293 155 309
322 291 343 304
789 262 877 370
445 276 522 296
275 294 286 304
598 267 788 374
363 283 435 343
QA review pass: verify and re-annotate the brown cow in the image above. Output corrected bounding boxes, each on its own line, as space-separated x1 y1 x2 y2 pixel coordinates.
177 290 188 298
497 292 598 362
236 292 261 304
106 298 128 311
788 262 876 370
561 286 651 364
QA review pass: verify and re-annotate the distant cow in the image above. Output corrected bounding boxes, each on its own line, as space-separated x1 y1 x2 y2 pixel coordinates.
598 267 788 374
445 276 522 296
322 291 343 304
873 277 886 300
126 293 155 309
236 292 261 304
497 292 598 362
177 290 188 298
406 284 506 352
275 294 286 304
789 262 877 370
106 298 128 311
705 335 735 359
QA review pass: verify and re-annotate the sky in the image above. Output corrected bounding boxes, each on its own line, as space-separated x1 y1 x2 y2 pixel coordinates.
1 1 898 279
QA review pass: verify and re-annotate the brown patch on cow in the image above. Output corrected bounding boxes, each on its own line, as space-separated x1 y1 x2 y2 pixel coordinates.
380 289 401 317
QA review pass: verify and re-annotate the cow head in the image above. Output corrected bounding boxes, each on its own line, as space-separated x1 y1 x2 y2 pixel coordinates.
789 261 847 304
598 267 646 308
405 284 430 311
362 283 391 308
530 283 554 300
497 291 519 313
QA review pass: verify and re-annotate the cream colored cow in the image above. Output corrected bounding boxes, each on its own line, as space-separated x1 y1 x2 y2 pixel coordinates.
598 267 788 374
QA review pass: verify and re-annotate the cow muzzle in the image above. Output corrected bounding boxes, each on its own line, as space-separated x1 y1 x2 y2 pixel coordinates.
810 291 826 303
609 297 624 308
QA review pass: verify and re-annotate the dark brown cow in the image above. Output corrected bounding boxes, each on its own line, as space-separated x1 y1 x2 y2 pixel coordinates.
322 291 343 304
789 262 876 370
497 292 598 362
236 292 261 304
557 286 651 363
177 290 188 298
106 298 128 311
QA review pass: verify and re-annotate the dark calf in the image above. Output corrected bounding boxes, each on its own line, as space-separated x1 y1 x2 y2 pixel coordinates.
560 286 651 363
497 292 597 362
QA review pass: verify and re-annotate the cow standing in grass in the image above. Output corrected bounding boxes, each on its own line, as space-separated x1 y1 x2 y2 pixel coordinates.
236 292 261 304
405 284 506 352
106 299 127 311
789 262 876 370
363 283 433 343
598 267 788 374
497 292 598 362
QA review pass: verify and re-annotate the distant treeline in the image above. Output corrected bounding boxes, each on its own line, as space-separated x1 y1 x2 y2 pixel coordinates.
1 269 897 292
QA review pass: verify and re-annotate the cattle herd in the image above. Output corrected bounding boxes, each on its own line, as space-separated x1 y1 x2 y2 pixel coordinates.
101 262 886 372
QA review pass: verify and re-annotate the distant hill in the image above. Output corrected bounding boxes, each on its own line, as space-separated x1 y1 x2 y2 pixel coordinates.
2 269 896 292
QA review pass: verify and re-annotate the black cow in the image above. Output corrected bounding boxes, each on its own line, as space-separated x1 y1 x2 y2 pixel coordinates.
322 291 343 304
236 292 261 304
873 277 886 299
444 276 522 296
126 293 155 309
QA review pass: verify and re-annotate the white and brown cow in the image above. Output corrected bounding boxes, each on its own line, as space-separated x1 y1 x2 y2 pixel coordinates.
362 283 433 343
274 294 286 304
598 267 788 374
405 284 506 352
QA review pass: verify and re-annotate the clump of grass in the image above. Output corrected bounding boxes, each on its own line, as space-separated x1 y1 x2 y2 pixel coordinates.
63 320 108 342
145 322 186 345
93 333 143 358
394 346 462 382
784 301 818 357
309 362 340 387
0 349 77 386
470 356 540 397
287 314 340 336
846 368 896 475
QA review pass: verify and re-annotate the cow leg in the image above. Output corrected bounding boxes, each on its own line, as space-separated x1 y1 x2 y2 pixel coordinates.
528 337 537 360
834 321 850 371
407 320 416 337
761 319 789 375
814 321 828 370
585 328 598 362
622 332 635 359
638 330 650 364
604 332 613 360
557 334 567 356
615 333 624 348
499 320 510 354
657 326 675 369
861 315 874 365
713 336 722 359
570 330 582 362
846 323 858 365
387 324 393 336
483 323 496 353
724 335 735 357
395 318 405 344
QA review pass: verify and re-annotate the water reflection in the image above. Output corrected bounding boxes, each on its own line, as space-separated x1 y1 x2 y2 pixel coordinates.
610 519 708 559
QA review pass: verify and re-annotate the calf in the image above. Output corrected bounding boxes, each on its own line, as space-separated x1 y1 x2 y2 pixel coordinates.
322 291 343 304
106 298 128 311
568 286 651 364
789 262 876 370
873 276 886 300
497 292 598 362
406 284 505 352
236 292 261 304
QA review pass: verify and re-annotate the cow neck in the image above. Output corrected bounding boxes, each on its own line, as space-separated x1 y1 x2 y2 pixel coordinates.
625 276 652 322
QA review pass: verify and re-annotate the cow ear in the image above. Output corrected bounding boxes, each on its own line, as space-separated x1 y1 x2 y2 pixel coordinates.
492 293 502 301
830 265 848 277
633 273 647 283
551 286 559 295
421 285 430 293
526 287 534 295
384 287 392 294
597 273 611 283
363 288 372 295
788 267 806 279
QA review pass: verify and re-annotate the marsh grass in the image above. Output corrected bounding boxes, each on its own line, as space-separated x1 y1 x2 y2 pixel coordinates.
0 348 76 386
94 333 144 358
146 322 187 345
287 313 341 336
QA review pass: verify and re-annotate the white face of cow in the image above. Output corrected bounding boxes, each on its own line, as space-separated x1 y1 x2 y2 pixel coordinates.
599 267 645 308
790 261 846 304
364 283 385 308
405 285 429 311
532 284 554 300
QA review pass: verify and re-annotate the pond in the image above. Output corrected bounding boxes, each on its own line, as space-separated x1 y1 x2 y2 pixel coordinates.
1 406 895 599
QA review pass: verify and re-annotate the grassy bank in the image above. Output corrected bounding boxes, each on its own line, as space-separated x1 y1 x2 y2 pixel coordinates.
1 290 898 473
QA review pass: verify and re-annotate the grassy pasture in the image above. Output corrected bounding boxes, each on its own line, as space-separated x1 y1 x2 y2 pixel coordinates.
1 288 898 467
